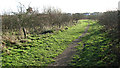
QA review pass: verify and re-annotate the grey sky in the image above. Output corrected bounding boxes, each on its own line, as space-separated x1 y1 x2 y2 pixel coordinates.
0 0 119 14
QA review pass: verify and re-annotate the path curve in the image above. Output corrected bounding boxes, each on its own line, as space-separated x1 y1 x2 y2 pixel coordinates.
48 23 90 66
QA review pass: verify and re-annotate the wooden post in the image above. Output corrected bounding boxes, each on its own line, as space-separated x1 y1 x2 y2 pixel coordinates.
118 1 120 42
22 27 26 39
0 15 2 67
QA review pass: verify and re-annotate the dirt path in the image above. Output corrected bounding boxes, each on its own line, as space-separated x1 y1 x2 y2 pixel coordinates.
48 23 90 66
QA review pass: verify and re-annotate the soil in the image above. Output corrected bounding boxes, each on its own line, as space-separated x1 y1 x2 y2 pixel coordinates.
48 23 90 66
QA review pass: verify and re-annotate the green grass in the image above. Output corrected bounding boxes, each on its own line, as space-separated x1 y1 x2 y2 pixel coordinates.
69 20 118 66
2 20 89 66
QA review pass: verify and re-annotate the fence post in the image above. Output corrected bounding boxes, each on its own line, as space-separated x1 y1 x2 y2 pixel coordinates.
118 1 120 42
0 15 2 67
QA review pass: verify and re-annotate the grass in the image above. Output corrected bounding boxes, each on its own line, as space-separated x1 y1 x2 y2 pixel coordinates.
69 20 118 66
2 20 89 66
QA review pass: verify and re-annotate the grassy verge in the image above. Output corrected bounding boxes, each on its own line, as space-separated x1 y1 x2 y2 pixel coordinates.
69 20 118 66
2 20 89 66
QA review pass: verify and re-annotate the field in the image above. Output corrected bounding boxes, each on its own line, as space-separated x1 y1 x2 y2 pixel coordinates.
1 1 119 67
2 20 89 66
69 20 119 66
1 10 119 67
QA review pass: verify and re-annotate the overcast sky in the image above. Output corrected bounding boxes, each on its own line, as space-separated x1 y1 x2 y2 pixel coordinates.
0 0 119 14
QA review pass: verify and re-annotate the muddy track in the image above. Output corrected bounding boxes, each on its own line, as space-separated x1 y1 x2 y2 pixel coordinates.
48 23 90 66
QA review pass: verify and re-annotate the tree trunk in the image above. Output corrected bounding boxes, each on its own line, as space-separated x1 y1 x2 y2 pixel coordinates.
59 23 61 28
